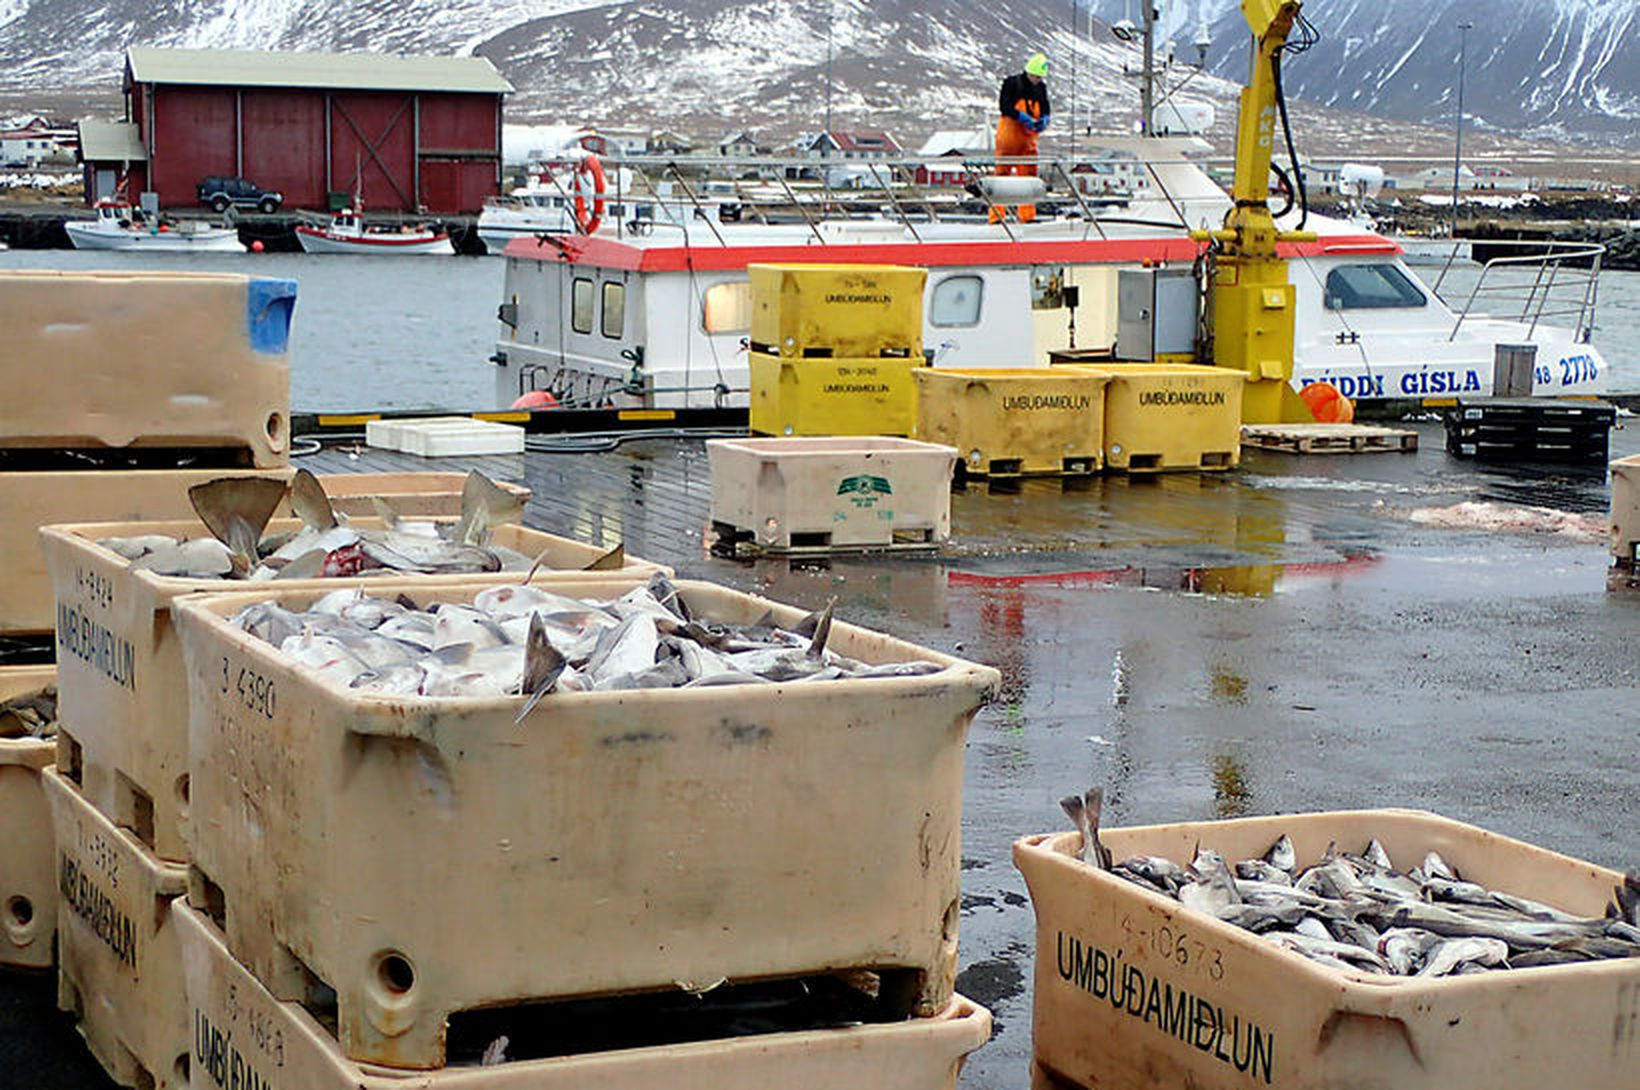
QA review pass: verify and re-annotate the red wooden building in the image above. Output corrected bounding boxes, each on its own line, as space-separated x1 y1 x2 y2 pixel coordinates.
110 46 511 213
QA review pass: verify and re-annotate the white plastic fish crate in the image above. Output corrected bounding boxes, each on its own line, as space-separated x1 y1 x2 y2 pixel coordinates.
0 664 57 969
43 766 189 1090
1014 808 1640 1090
0 467 296 635
0 270 293 468
1611 453 1640 565
172 576 999 1069
707 436 957 553
40 515 666 863
175 900 990 1090
310 472 532 519
365 417 526 458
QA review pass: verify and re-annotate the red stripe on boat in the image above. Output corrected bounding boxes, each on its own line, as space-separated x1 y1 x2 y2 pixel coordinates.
501 232 1398 270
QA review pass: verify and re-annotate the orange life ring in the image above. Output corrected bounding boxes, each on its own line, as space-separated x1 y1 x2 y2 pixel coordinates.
574 154 606 235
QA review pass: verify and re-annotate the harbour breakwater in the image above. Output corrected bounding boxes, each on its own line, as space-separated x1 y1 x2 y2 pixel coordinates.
1356 196 1640 271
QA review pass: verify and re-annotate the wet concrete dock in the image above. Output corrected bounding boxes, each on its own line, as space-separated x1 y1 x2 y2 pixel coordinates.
302 418 1640 1087
7 416 1639 1088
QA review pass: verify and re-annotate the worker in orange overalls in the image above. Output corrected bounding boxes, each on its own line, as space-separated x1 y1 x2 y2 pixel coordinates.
991 52 1051 224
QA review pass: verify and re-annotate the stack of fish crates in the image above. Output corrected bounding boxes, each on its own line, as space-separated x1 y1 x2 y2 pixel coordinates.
0 269 296 1089
748 263 928 438
38 503 666 1090
164 574 997 1087
1443 397 1617 462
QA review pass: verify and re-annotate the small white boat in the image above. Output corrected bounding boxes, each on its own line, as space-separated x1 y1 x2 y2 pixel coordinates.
64 200 244 251
475 192 577 253
295 209 453 255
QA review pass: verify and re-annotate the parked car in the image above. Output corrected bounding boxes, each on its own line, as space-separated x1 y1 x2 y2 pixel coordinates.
196 176 283 214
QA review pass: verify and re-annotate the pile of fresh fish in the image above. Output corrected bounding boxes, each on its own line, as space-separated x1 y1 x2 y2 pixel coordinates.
228 572 944 708
0 684 56 739
1061 790 1640 977
99 469 619 581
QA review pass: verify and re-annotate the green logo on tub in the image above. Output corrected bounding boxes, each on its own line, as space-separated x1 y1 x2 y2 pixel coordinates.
837 475 893 508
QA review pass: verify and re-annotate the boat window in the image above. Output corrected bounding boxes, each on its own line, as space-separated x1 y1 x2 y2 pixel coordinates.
601 281 625 339
930 275 984 327
571 278 594 334
1323 264 1427 310
702 280 752 333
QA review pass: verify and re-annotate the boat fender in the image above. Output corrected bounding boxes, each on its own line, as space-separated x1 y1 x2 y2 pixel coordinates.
512 390 561 410
574 154 607 235
1299 381 1354 424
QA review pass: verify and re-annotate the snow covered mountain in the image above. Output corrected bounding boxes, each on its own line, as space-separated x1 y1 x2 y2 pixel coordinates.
1090 0 1640 141
0 0 1632 147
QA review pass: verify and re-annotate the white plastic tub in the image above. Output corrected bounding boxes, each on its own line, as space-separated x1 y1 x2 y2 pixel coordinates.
174 576 999 1068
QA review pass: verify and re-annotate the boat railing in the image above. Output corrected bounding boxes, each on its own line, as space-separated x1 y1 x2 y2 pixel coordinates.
1437 240 1605 344
573 152 1209 240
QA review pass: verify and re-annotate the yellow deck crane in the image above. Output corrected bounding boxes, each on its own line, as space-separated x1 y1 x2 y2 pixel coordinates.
1193 0 1319 423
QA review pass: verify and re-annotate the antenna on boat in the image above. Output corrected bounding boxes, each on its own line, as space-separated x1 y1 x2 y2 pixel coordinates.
823 0 834 156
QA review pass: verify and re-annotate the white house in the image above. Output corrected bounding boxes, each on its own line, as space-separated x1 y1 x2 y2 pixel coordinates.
1 115 72 166
718 130 764 158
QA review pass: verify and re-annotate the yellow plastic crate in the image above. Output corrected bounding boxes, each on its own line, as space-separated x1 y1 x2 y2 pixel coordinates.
750 352 924 438
750 264 925 360
913 368 1110 477
1064 363 1244 472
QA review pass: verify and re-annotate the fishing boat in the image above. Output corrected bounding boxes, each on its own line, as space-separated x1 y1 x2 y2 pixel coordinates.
294 208 453 255
63 199 244 252
487 139 1609 411
475 159 731 255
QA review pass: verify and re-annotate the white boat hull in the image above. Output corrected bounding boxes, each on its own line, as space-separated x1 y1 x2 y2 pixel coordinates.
295 226 453 255
64 222 244 252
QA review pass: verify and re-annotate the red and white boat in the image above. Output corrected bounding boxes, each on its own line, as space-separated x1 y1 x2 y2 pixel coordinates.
488 136 1609 411
294 208 453 255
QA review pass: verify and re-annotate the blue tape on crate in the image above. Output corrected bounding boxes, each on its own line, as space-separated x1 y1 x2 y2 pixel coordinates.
246 279 298 355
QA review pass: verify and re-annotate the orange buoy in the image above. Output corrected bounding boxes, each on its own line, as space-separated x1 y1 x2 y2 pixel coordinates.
572 154 606 235
250 239 265 253
511 390 561 410
1299 382 1355 424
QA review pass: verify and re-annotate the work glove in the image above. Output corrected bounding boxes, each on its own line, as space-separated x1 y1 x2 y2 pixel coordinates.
1015 109 1037 127
1036 114 1051 132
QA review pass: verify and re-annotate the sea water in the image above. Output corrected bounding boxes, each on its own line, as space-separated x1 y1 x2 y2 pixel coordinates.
3 248 1637 411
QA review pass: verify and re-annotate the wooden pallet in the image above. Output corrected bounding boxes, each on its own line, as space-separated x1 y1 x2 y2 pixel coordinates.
710 521 943 557
1240 423 1419 454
